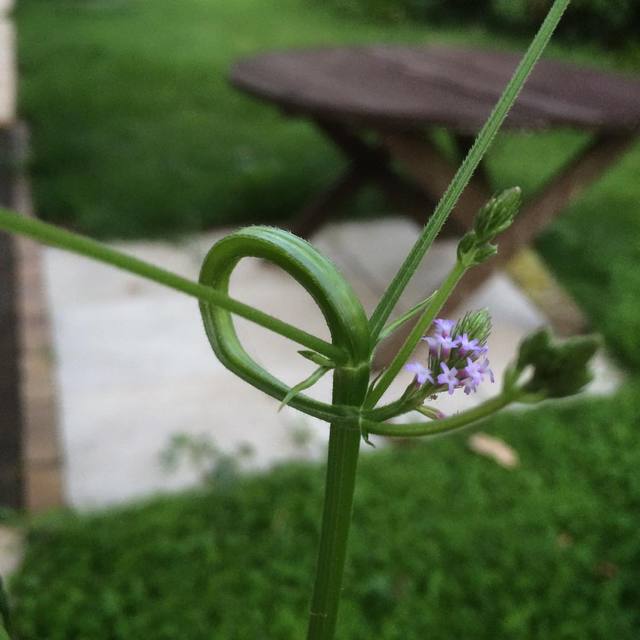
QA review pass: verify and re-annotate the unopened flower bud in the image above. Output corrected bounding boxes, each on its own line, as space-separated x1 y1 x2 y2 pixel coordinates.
457 231 478 265
454 309 492 346
417 405 446 420
471 243 498 264
474 187 522 243
514 328 600 399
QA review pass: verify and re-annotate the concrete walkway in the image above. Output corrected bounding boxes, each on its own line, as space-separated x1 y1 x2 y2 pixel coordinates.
0 525 22 578
43 219 622 508
0 0 14 128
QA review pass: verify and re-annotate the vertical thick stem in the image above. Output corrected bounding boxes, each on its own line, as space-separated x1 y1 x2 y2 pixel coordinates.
307 366 369 640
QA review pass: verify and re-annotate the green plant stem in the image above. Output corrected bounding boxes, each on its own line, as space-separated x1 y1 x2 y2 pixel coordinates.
376 291 437 343
307 366 369 640
368 0 571 341
0 209 343 362
367 260 467 408
365 390 518 438
0 575 14 640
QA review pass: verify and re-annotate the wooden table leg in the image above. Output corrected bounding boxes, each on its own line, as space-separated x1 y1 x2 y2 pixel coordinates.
378 131 490 228
290 120 459 239
373 131 636 366
441 132 636 312
289 164 369 239
0 124 63 511
289 120 391 238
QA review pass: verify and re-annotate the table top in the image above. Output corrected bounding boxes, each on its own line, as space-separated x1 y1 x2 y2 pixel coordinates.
230 45 640 134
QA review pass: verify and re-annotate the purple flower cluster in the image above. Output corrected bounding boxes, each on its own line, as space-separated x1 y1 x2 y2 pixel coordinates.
405 317 494 396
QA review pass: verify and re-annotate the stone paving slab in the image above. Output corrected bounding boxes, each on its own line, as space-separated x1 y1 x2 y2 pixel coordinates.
0 525 22 578
42 219 622 508
0 15 14 126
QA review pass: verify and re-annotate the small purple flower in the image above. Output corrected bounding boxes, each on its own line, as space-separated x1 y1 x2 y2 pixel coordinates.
405 362 434 386
434 318 455 337
476 343 490 356
461 358 483 385
437 362 459 395
422 333 455 359
461 377 478 395
422 336 440 356
459 363 478 396
420 314 493 397
455 333 481 357
478 359 495 383
460 357 495 391
439 335 456 360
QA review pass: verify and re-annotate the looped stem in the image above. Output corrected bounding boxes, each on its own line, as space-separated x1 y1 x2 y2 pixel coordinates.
197 226 375 638
199 226 372 424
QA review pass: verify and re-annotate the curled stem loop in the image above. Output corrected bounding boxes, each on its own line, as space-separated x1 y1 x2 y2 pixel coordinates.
199 226 372 422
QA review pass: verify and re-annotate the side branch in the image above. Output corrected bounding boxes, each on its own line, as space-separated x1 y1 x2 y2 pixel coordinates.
363 391 517 438
0 209 345 362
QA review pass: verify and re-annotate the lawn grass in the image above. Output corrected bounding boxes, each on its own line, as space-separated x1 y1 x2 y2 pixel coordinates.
17 0 637 239
11 382 640 639
16 0 447 239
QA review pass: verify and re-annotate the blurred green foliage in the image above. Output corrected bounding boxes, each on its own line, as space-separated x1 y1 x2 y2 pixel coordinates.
17 0 640 240
11 383 640 639
16 0 436 240
325 0 640 47
491 0 639 44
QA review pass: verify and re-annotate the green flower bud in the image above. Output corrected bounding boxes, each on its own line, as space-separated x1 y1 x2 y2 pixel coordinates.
514 328 600 399
472 243 498 264
474 187 522 243
416 405 446 420
454 309 492 345
457 233 499 268
457 231 478 265
0 575 13 639
515 328 552 372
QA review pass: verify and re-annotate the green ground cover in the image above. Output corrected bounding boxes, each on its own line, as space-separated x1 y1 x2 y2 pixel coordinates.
17 0 443 239
319 0 640 48
17 0 637 239
11 384 640 639
10 1 640 637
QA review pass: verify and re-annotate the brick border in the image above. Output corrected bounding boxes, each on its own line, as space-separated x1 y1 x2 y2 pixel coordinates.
0 128 22 508
16 126 64 510
0 1 64 511
0 124 64 511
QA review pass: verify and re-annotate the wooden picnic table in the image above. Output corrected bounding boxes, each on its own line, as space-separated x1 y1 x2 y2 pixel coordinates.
229 45 640 355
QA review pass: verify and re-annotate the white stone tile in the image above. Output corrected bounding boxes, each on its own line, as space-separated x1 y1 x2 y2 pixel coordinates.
0 1 13 17
0 20 15 125
0 525 22 578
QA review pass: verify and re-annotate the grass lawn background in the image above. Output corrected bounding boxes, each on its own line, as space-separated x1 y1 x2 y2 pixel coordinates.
9 0 640 637
11 385 640 639
16 0 640 238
